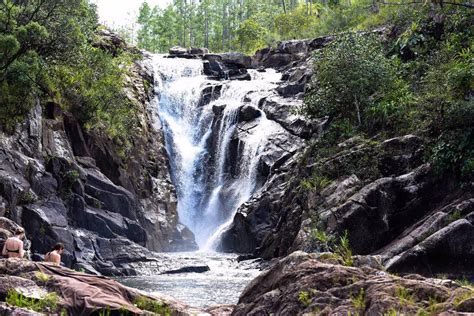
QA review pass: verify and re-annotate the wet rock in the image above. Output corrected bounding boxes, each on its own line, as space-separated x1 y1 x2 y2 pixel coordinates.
203 53 251 81
260 95 323 139
220 52 252 69
238 105 261 122
199 83 223 107
169 46 187 55
378 134 424 176
162 265 210 274
208 305 234 316
261 53 297 69
189 47 209 55
276 82 305 96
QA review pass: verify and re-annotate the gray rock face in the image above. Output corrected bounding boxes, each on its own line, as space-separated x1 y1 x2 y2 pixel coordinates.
203 54 251 81
0 33 197 276
260 95 324 139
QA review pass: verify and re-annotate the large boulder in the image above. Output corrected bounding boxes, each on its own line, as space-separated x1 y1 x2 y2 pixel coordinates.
0 258 207 315
260 95 324 139
233 251 473 315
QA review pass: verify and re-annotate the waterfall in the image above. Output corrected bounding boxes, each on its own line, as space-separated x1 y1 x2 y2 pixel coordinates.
153 55 281 249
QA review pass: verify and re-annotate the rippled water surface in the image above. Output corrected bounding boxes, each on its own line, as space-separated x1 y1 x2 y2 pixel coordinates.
117 252 260 308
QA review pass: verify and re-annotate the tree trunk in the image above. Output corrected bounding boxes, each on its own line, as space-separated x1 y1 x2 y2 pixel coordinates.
204 4 209 48
354 95 362 127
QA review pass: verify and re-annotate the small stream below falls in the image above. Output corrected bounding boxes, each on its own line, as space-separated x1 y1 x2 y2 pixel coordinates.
118 252 261 308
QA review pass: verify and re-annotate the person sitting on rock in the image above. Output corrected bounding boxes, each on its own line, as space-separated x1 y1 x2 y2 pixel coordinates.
44 243 64 266
2 227 25 258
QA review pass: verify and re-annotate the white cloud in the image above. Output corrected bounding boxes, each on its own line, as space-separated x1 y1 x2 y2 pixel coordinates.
92 0 171 28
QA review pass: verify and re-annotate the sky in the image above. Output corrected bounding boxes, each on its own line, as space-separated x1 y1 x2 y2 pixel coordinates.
92 0 171 28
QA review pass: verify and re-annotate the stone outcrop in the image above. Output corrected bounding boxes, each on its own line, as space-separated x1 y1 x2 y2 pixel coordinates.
0 258 207 315
221 131 474 279
233 251 474 315
0 31 197 276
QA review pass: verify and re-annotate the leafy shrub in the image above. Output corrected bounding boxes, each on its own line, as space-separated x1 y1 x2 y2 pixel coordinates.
301 33 401 131
0 0 97 130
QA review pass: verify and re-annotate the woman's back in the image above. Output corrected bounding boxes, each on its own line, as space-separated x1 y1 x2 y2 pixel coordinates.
2 237 24 258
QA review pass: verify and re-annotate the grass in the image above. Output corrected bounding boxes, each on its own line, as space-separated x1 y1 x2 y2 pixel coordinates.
334 231 354 267
449 209 462 222
133 296 171 316
6 290 59 313
384 307 399 316
453 289 474 308
455 278 473 287
298 291 312 307
395 286 415 305
300 173 332 192
426 296 442 314
351 288 366 313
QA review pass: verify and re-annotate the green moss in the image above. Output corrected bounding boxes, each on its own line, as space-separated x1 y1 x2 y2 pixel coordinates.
133 296 171 316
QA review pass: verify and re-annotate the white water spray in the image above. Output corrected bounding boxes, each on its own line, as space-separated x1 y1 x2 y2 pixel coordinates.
153 55 281 249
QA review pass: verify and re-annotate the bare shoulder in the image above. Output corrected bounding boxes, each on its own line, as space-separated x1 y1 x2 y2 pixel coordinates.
50 252 60 260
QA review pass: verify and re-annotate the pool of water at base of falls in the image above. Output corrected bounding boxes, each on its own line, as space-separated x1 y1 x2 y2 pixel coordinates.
116 252 261 308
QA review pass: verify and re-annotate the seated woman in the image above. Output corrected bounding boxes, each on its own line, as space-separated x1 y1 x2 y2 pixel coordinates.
44 243 64 266
2 228 25 258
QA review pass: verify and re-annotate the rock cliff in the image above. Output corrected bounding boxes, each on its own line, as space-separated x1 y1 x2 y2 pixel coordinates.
0 31 197 276
217 31 474 281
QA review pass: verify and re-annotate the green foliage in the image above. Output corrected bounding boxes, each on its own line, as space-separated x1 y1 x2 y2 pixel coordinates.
6 290 59 313
98 307 110 316
334 231 353 266
453 289 474 307
455 278 473 287
48 47 138 157
449 209 463 222
19 190 37 205
298 291 312 307
300 171 332 192
35 271 51 284
236 18 267 54
350 288 366 313
0 0 98 130
301 33 400 130
133 296 171 316
309 228 334 252
395 287 415 305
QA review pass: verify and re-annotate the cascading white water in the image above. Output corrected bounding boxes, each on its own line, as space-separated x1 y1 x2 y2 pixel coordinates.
153 55 281 249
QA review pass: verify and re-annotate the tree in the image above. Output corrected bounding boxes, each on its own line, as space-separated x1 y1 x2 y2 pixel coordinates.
0 0 97 130
302 34 397 128
236 17 267 54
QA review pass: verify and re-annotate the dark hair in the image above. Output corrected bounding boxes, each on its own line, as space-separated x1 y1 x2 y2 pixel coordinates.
52 243 64 251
